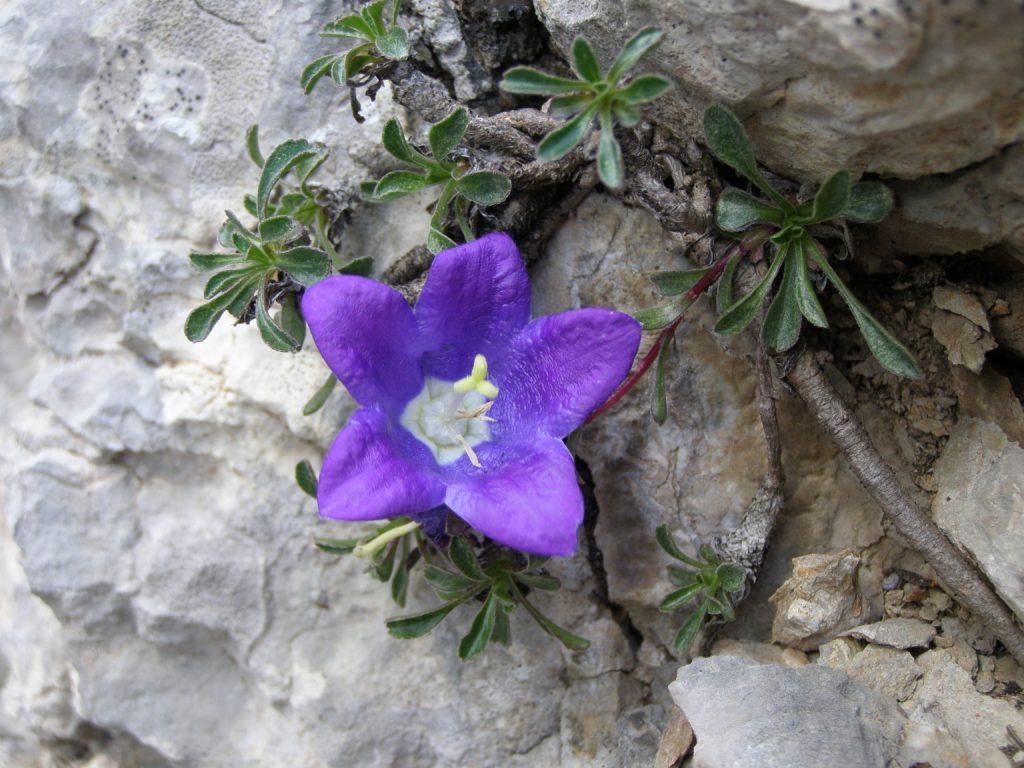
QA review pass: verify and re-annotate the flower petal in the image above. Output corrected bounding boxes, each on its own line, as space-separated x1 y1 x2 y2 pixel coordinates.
491 308 641 440
415 232 531 380
302 276 422 411
444 439 582 556
318 408 446 521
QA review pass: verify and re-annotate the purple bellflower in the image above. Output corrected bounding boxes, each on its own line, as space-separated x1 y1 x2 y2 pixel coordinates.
302 233 641 556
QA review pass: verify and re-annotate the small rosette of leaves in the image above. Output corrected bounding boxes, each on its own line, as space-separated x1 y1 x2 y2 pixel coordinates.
302 0 409 92
360 108 512 253
703 104 921 378
655 525 746 655
185 133 357 351
499 27 671 189
386 536 590 660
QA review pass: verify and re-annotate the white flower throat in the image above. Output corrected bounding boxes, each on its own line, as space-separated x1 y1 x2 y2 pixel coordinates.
400 354 499 467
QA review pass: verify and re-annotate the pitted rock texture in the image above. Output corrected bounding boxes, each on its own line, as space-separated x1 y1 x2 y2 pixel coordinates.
537 0 1024 258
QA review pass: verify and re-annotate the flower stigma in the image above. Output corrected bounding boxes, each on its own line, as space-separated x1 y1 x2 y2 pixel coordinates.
400 354 499 468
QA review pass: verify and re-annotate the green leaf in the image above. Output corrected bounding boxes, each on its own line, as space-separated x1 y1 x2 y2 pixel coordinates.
315 536 360 554
714 245 787 335
571 36 601 82
806 238 922 378
651 267 710 296
424 566 480 601
222 210 259 248
295 459 318 497
492 609 511 646
499 66 588 95
673 603 708 654
428 227 457 254
762 249 802 352
428 107 470 162
341 44 378 83
716 187 784 232
184 274 259 343
361 0 389 36
655 525 703 568
274 246 330 286
515 572 561 591
793 236 828 328
321 14 374 39
294 149 328 186
246 124 263 166
386 602 462 639
258 215 302 244
596 103 624 189
699 544 720 564
549 93 592 118
204 264 261 299
459 591 498 660
373 543 397 582
715 246 744 315
303 373 337 415
257 140 327 219
375 27 409 59
659 582 703 612
279 293 306 349
448 536 489 582
843 181 893 223
256 282 300 352
651 331 673 424
717 563 747 592
510 582 590 651
371 170 430 200
301 54 339 94
668 566 698 587
607 27 663 83
189 251 246 271
702 105 792 212
427 180 459 254
808 170 852 224
537 101 600 162
455 171 512 206
339 256 374 276
617 74 672 103
390 0 402 24
381 118 432 168
633 298 687 331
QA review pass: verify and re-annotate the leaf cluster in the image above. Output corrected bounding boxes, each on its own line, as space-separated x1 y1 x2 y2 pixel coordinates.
500 28 671 189
655 526 746 654
704 105 920 378
302 0 409 92
361 108 512 253
386 536 589 660
185 131 370 351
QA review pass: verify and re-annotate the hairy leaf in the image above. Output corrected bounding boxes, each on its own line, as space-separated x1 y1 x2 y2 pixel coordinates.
571 36 601 82
702 105 792 212
613 100 641 126
651 330 673 424
459 591 497 660
184 274 259 343
500 66 588 95
549 93 592 118
375 27 408 59
654 525 704 568
455 171 511 206
381 118 431 168
659 582 703 612
428 107 469 161
449 536 489 582
279 293 306 349
245 124 263 166
386 602 462 639
274 246 330 286
301 54 339 94
256 283 300 352
189 251 247 271
303 373 337 415
258 215 302 244
516 572 561 591
809 170 852 223
714 245 787 335
315 536 360 554
204 264 262 299
617 74 672 103
511 583 590 650
597 103 624 189
537 101 601 162
371 170 430 201
295 459 318 497
339 256 374 276
673 603 708 653
321 14 374 39
717 563 747 592
715 246 744 315
607 27 663 83
843 181 894 223
651 267 711 296
793 236 828 328
424 566 480 601
762 251 802 352
257 140 327 218
716 187 784 232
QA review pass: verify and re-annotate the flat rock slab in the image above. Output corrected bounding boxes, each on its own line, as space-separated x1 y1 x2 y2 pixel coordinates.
843 617 937 649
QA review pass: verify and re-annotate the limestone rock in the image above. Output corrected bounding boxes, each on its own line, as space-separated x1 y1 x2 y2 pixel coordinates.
769 550 866 650
949 366 1024 446
992 277 1024 358
930 310 996 373
816 637 862 669
843 617 936 650
669 655 969 768
710 638 809 669
932 418 1024 624
843 644 922 702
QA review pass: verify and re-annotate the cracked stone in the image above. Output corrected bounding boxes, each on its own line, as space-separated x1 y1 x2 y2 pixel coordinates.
843 617 936 650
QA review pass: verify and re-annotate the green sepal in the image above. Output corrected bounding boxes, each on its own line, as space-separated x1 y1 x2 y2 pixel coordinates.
295 459 318 497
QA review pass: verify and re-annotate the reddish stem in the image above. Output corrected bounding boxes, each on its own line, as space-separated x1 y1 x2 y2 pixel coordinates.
585 246 738 424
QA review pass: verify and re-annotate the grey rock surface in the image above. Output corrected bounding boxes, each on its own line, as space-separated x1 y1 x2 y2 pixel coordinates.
932 418 1024 624
669 655 969 768
844 617 937 650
